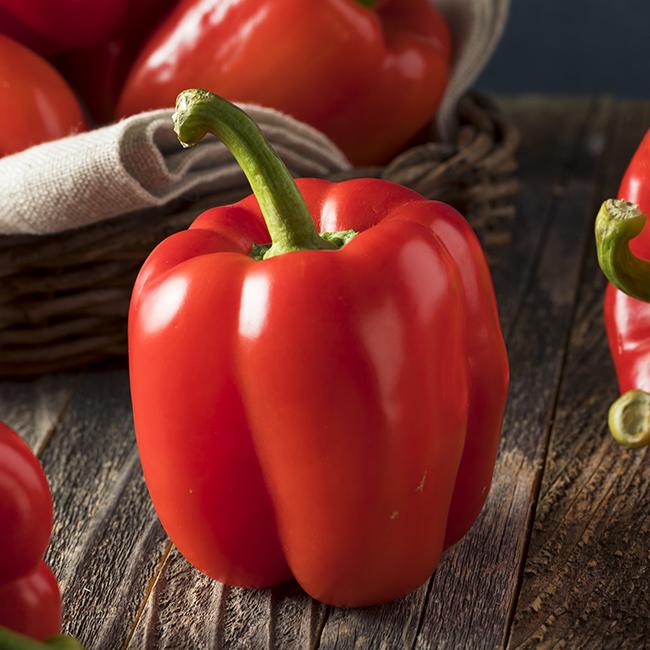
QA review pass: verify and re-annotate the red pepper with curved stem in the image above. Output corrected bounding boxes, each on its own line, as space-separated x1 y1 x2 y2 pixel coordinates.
116 0 450 165
0 0 128 54
0 423 60 641
0 35 85 157
129 90 508 606
595 130 650 447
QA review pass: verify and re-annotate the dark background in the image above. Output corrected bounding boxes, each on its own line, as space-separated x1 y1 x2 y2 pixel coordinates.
477 0 650 97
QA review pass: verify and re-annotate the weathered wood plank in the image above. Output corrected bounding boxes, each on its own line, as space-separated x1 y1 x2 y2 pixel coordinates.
0 373 78 452
319 97 613 650
128 550 327 649
270 581 328 649
508 100 650 649
318 589 426 650
491 96 601 336
38 371 168 649
128 547 227 650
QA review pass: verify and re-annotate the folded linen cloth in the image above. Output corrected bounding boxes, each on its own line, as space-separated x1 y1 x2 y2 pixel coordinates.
436 0 511 140
0 0 509 237
0 106 350 235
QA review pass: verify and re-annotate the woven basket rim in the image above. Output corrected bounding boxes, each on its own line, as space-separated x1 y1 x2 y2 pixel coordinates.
0 92 519 378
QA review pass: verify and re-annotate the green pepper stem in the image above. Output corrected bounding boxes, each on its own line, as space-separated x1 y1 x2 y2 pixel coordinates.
173 89 336 260
0 628 84 650
355 0 376 6
595 199 650 302
608 389 650 448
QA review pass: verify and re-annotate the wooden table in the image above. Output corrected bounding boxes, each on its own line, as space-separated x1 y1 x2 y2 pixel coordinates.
2 97 649 649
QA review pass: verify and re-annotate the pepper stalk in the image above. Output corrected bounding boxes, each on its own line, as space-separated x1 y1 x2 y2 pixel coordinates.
608 390 650 448
595 198 650 301
172 89 356 260
595 198 650 447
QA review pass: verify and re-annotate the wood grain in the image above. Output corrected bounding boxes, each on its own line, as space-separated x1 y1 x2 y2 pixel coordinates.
508 100 650 650
37 372 168 649
0 373 78 452
128 550 327 650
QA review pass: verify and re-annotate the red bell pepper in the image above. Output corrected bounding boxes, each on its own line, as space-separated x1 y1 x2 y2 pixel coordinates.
0 0 128 54
0 35 85 157
0 422 60 641
595 129 650 447
57 0 177 125
129 90 508 607
116 0 451 165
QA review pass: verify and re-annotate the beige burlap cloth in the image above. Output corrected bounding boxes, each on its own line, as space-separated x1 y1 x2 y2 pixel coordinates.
0 107 350 235
0 0 509 237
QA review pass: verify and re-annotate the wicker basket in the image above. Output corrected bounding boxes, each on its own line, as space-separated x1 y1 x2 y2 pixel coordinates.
0 94 518 378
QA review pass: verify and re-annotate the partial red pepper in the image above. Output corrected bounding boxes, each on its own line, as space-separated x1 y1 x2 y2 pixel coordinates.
0 0 128 54
56 0 177 125
0 563 61 644
0 35 85 157
129 90 508 607
0 422 60 641
116 0 451 165
595 130 650 447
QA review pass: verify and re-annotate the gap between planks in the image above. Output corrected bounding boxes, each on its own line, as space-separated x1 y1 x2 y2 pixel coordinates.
123 541 174 650
0 373 83 457
33 378 80 458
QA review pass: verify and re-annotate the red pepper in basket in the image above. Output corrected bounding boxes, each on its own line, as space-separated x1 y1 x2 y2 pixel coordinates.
116 0 451 165
0 36 85 156
57 0 177 124
0 0 128 54
0 422 60 641
129 90 509 607
595 130 650 447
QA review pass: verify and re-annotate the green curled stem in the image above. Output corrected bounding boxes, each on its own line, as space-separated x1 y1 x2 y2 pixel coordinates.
172 89 338 260
595 199 650 302
608 389 650 448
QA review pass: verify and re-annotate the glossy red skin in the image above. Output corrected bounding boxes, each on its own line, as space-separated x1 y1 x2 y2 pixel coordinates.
0 0 128 54
0 561 61 641
117 0 450 165
605 130 650 393
57 39 129 125
0 422 53 584
129 178 508 606
0 35 85 156
0 423 60 640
